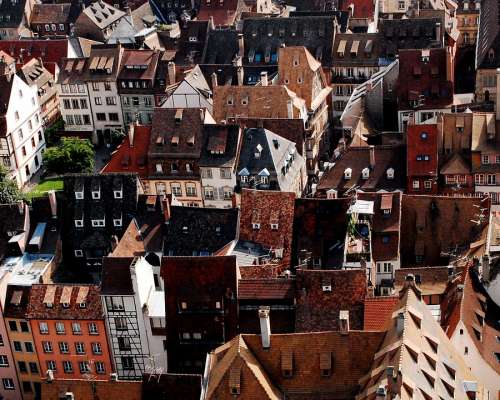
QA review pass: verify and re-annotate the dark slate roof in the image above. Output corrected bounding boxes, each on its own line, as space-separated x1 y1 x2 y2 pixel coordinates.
289 10 349 30
3 285 31 319
0 202 27 259
317 145 406 194
332 33 382 67
0 0 26 28
199 64 278 87
164 206 238 256
202 28 239 65
476 0 500 68
101 257 134 295
242 16 338 66
142 373 202 400
199 124 241 168
0 73 14 115
378 18 443 58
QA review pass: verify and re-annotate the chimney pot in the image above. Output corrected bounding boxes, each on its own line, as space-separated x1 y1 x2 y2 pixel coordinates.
258 306 271 348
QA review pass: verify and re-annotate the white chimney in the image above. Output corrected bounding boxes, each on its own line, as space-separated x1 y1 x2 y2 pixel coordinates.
48 190 57 219
369 145 375 168
238 33 244 58
129 122 135 147
237 66 244 86
168 61 176 85
260 71 268 86
339 310 349 334
259 306 271 348
211 72 218 88
435 22 441 43
287 99 293 118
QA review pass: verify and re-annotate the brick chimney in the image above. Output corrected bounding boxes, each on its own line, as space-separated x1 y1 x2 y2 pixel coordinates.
167 61 176 85
258 306 271 348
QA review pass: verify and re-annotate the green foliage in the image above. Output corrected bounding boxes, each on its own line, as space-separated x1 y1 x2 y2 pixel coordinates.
27 178 63 200
0 165 24 204
43 118 65 147
43 137 95 175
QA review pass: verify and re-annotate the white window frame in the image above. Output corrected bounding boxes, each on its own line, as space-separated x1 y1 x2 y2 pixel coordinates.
74 219 83 228
74 249 83 257
114 190 123 199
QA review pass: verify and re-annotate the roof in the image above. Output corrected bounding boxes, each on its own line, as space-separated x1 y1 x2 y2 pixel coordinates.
30 3 72 24
291 197 351 267
400 195 489 266
363 296 398 330
394 266 449 296
239 189 296 267
42 379 142 400
118 49 160 81
206 330 385 399
0 0 26 28
332 33 382 67
440 153 471 175
471 112 500 153
199 124 241 168
82 1 126 29
295 268 367 332
0 39 70 70
163 206 238 256
197 0 238 25
149 108 204 159
242 15 340 67
339 0 375 18
357 284 480 400
142 373 201 400
101 257 134 295
3 285 31 319
202 28 239 64
407 123 439 176
26 284 103 320
238 278 295 300
317 145 406 193
102 124 151 178
475 0 500 68
0 202 27 259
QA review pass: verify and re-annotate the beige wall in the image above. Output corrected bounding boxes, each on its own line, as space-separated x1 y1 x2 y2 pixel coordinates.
143 178 203 207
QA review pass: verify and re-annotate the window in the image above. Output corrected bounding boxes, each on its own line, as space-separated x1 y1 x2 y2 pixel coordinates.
80 99 88 109
55 322 65 334
155 163 163 173
109 113 119 122
63 361 73 374
92 342 102 355
92 82 99 91
118 337 131 351
475 174 485 185
74 115 82 125
424 180 432 189
42 341 52 353
106 97 116 105
29 362 37 373
39 322 49 334
95 361 105 374
412 180 420 190
106 297 124 311
63 99 71 109
66 115 74 125
21 146 26 157
13 341 21 352
115 317 127 330
204 186 214 200
14 111 19 121
114 190 122 199
171 183 182 196
20 364 30 377
398 0 405 8
122 357 134 370
3 378 14 390
91 219 105 227
72 322 81 335
79 361 90 373
8 321 17 332
83 115 91 125
113 218 122 227
96 113 106 121
94 97 102 105
75 342 85 354
74 249 83 257
186 184 197 197
31 137 36 148
482 155 490 164
46 360 56 371
0 355 8 366
220 168 231 179
487 174 496 185
104 82 111 91
88 322 98 335
25 342 33 353
59 23 65 31
224 188 232 200
59 342 69 354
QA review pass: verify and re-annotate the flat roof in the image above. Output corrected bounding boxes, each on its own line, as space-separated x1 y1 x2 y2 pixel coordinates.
0 253 53 286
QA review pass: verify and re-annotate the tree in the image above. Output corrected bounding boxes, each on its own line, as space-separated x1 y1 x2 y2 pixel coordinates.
0 165 24 204
43 137 95 175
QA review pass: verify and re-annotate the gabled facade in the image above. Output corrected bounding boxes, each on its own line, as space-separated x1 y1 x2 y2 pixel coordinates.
407 123 439 194
74 1 127 42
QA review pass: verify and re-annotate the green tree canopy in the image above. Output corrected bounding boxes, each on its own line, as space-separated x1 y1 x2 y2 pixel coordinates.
43 137 95 175
0 165 24 204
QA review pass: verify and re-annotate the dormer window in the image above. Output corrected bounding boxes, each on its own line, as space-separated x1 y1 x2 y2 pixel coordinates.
189 36 197 42
344 168 352 180
92 188 100 200
488 49 495 62
74 219 84 228
75 190 84 200
362 167 370 179
74 250 83 257
386 168 394 179
113 217 122 227
91 219 105 227
79 302 86 309
293 58 299 67
62 302 70 309
114 189 122 199
252 223 261 230
271 223 279 230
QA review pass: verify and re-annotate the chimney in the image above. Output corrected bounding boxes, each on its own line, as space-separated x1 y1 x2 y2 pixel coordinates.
403 273 415 290
258 306 271 348
367 285 375 298
287 99 293 118
396 312 405 336
167 61 176 85
48 190 57 219
260 71 268 86
339 310 349 334
237 66 244 86
238 33 244 58
369 145 375 169
211 72 218 88
129 122 135 147
435 22 441 43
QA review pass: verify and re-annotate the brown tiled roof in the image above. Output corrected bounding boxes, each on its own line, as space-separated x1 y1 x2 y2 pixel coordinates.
118 49 160 81
238 279 295 300
363 296 398 331
26 284 103 320
295 269 367 332
239 189 295 268
101 257 134 296
31 3 72 24
42 379 142 400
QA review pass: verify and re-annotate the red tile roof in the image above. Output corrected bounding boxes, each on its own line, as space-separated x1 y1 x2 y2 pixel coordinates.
102 124 151 177
197 0 238 25
363 296 398 330
238 278 295 300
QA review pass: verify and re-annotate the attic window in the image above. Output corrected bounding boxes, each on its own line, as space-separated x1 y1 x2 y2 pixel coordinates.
386 168 394 179
281 351 293 377
74 219 84 228
293 58 299 67
91 219 105 227
362 167 370 179
271 223 279 230
344 168 352 180
92 188 100 200
74 250 83 257
252 223 261 230
75 190 84 200
114 190 122 199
